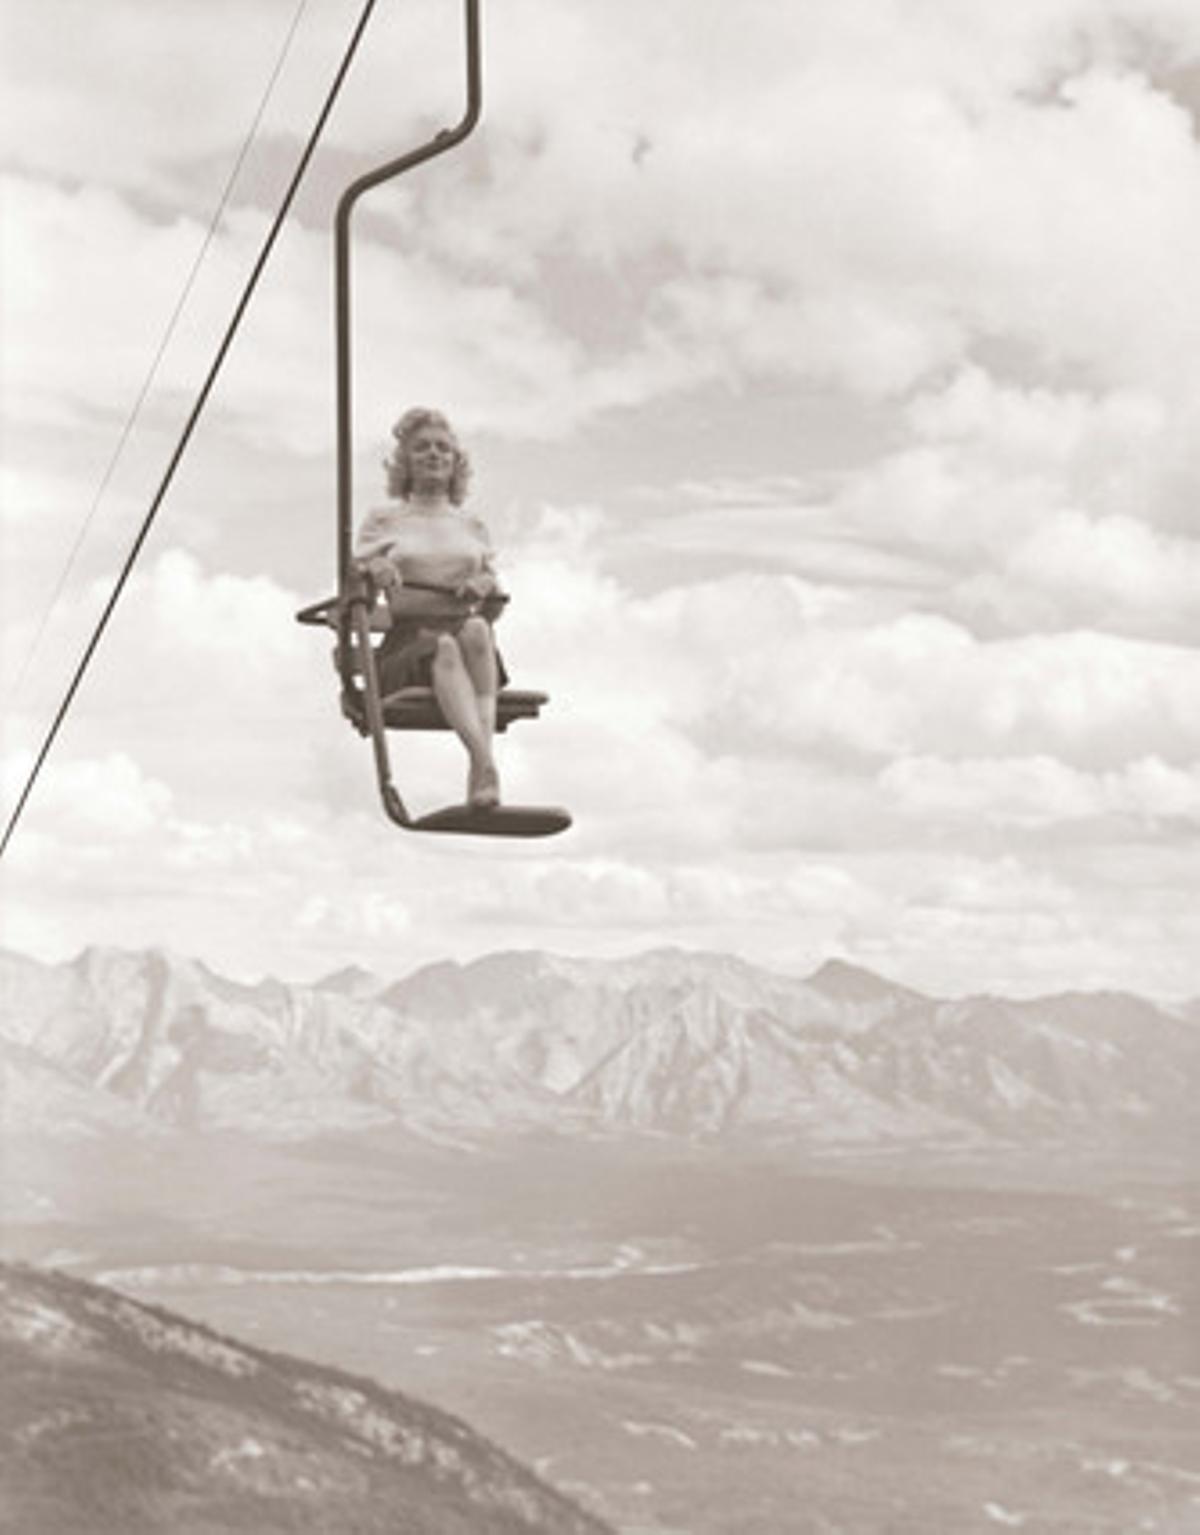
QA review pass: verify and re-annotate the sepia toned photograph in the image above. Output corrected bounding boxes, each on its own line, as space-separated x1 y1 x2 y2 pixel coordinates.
2 1 1198 1530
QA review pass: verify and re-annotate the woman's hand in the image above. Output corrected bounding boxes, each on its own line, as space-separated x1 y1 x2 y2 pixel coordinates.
455 574 507 622
385 585 471 623
364 556 401 591
455 573 497 605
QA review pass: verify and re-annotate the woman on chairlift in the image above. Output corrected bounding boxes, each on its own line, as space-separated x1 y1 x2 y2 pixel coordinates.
354 407 507 811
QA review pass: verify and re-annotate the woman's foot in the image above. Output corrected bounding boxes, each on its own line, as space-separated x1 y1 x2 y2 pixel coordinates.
468 758 500 810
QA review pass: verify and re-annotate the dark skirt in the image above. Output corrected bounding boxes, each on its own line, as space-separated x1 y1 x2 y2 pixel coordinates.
377 617 508 695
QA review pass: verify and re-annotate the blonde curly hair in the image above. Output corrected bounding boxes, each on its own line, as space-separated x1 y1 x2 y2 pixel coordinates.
384 407 472 505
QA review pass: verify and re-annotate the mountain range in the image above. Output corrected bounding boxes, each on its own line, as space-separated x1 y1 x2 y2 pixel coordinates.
1 945 1197 1157
0 1259 612 1534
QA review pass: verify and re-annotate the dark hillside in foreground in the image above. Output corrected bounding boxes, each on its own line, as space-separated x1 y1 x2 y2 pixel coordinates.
0 1261 613 1535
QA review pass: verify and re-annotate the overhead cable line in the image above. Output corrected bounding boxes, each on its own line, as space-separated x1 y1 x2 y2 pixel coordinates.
10 0 312 706
0 0 383 862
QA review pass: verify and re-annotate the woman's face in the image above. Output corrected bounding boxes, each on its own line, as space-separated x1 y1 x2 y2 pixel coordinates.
407 425 457 492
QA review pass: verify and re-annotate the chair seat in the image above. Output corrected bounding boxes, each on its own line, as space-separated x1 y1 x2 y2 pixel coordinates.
381 687 548 732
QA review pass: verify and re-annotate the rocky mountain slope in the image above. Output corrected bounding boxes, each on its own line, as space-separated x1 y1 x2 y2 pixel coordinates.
1 945 1196 1154
0 1260 612 1535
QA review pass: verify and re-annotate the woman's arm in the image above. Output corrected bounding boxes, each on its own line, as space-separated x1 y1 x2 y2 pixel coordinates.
352 509 409 616
456 516 501 604
353 506 401 563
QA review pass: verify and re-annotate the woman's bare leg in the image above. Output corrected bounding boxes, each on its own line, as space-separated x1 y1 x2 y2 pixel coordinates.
456 617 500 805
459 615 498 734
430 634 497 806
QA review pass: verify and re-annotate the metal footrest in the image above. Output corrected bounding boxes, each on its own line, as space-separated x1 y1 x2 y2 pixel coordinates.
412 802 571 837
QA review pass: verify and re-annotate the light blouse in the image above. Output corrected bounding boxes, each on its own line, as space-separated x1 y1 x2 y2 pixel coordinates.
354 503 497 590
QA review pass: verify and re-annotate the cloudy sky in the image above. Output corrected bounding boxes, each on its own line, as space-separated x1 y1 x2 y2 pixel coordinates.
3 0 1199 998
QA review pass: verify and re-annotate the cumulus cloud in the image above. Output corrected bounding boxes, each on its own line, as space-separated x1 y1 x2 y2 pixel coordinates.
2 175 222 431
14 0 1200 433
0 749 173 842
828 367 1200 640
969 510 1200 638
5 0 1200 996
143 549 306 668
881 754 1200 830
390 0 1200 417
748 620 1200 768
0 0 419 199
518 523 1200 776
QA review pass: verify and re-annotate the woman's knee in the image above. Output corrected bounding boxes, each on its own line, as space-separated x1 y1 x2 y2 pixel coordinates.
459 615 493 655
432 632 463 672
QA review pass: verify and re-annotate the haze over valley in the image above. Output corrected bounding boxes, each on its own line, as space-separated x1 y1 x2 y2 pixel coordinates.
2 945 1197 1531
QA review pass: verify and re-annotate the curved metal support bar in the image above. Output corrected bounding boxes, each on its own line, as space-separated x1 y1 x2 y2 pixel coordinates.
350 595 413 826
334 0 483 594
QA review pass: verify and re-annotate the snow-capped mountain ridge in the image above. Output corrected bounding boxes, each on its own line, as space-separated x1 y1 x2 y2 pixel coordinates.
1 945 1195 1153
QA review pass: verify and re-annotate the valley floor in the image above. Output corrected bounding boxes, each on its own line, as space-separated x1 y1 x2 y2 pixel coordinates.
5 1133 1198 1532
